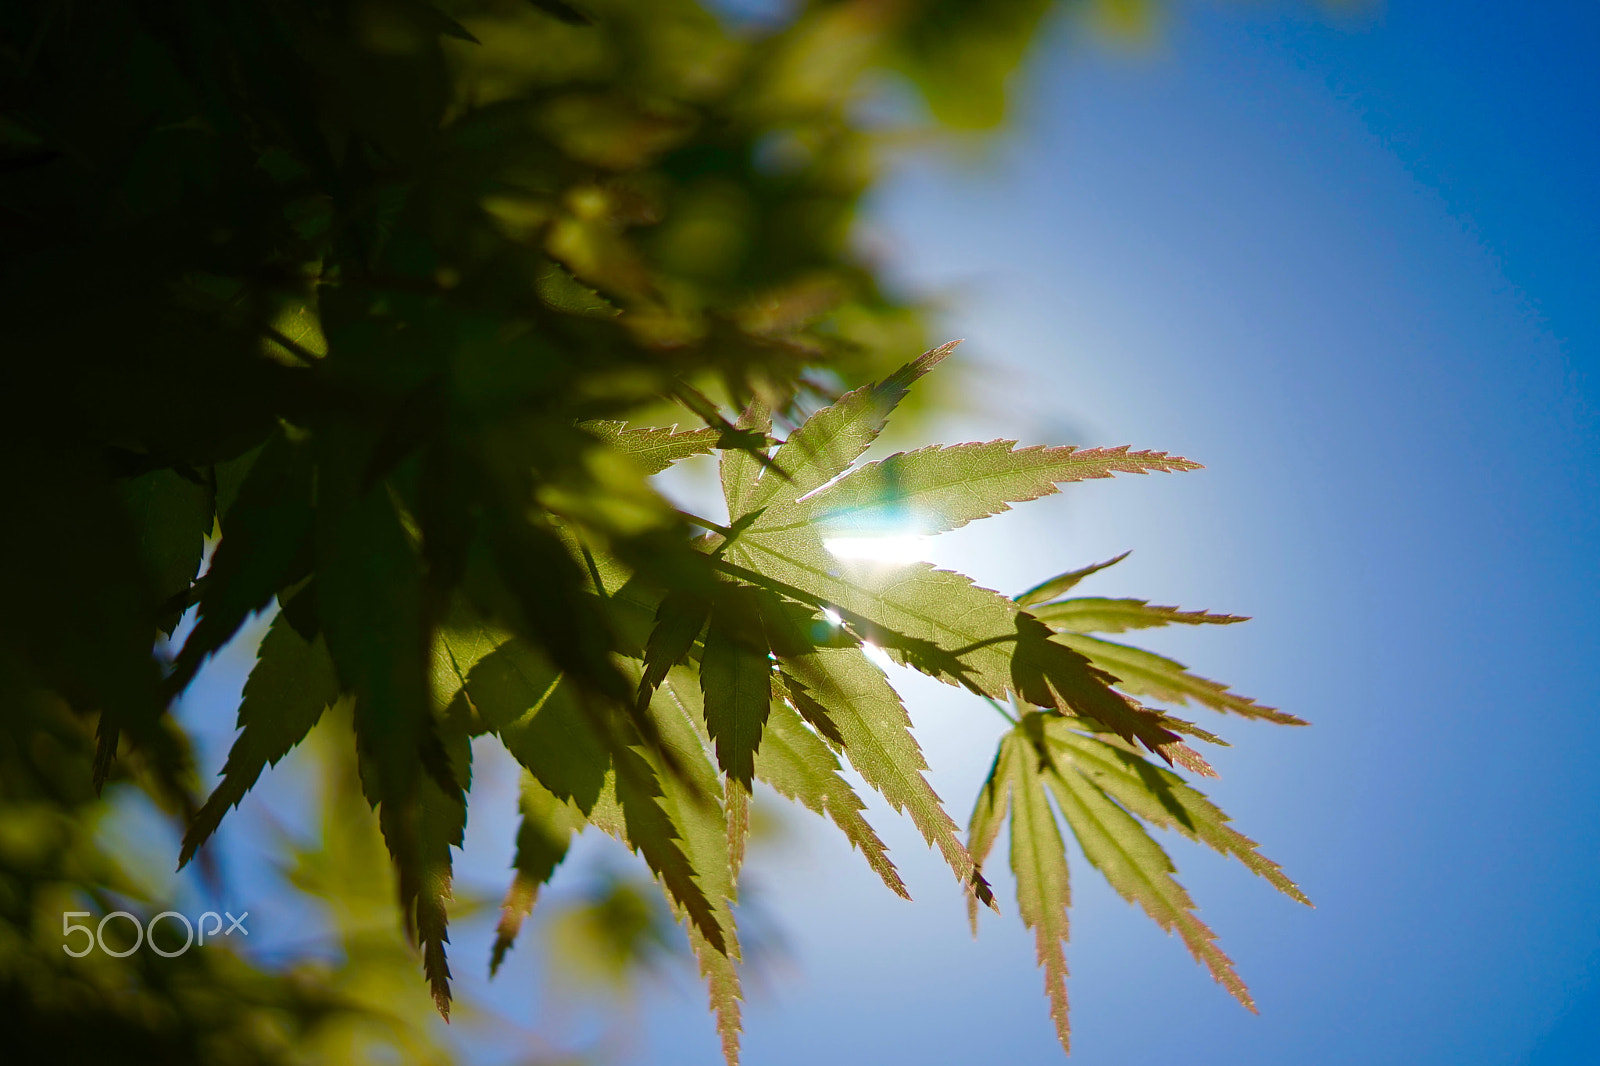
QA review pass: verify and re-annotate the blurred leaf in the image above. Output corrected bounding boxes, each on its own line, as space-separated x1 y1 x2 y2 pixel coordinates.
491 774 586 975
547 876 679 992
527 0 594 27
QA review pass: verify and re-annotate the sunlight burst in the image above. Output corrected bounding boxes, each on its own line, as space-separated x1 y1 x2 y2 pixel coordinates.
822 535 932 565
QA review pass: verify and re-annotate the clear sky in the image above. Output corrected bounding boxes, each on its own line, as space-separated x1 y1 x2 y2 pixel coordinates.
145 3 1599 1063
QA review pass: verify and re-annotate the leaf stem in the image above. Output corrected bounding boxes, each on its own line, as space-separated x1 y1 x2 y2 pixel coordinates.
679 510 733 538
981 693 1018 726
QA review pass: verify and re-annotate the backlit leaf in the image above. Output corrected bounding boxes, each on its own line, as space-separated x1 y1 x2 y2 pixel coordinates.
1054 633 1309 726
171 427 313 692
1045 750 1254 1010
415 712 472 1017
179 606 339 869
757 699 906 899
780 441 1199 537
737 341 959 519
966 741 1012 932
585 421 719 476
639 588 711 709
1006 728 1073 1053
491 773 586 976
648 670 745 1065
1032 597 1248 634
719 400 773 523
1015 552 1131 607
699 587 772 790
776 635 991 908
1042 720 1310 906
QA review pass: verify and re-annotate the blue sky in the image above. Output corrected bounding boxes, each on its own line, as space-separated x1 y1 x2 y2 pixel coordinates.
139 2 1599 1063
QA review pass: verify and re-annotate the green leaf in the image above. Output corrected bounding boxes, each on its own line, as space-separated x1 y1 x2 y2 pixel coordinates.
716 397 1195 758
459 629 728 983
672 384 776 488
737 341 959 519
1147 711 1231 749
719 400 773 523
1042 721 1310 906
1044 744 1254 1011
115 467 213 634
179 607 339 869
491 774 585 976
433 603 508 714
1031 597 1248 634
415 712 472 1018
756 699 907 900
699 587 772 790
577 670 735 1056
647 670 745 1066
724 775 750 884
1053 633 1309 726
171 427 314 692
896 0 1055 128
721 544 1023 698
1027 651 1188 763
776 635 992 908
976 702 1298 1050
965 742 1012 931
720 539 1182 760
639 589 710 710
1015 552 1132 607
585 421 719 475
537 259 620 316
487 513 629 703
1005 728 1073 1053
455 638 609 812
526 0 593 25
317 430 461 1016
318 449 438 806
776 442 1200 537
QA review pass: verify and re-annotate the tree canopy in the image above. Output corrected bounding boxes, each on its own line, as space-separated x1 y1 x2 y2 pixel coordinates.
0 1 1309 1061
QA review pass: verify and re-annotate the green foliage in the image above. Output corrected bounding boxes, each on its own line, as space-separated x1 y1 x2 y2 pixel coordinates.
0 0 1310 1061
0 685 463 1063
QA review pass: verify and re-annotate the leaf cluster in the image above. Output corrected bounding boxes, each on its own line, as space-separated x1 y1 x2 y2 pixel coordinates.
0 0 1304 1060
